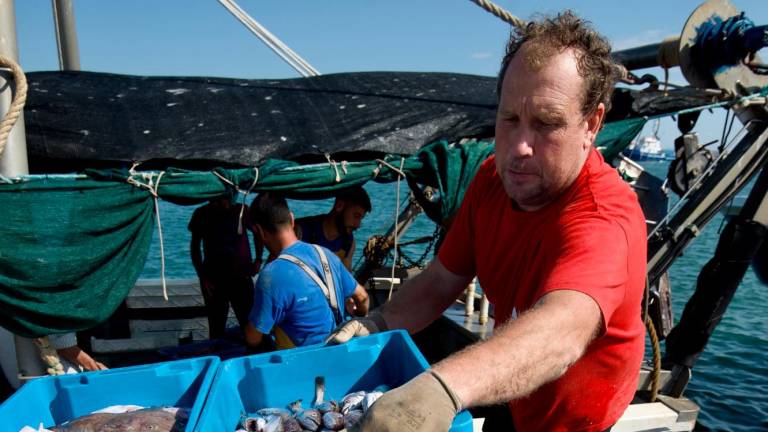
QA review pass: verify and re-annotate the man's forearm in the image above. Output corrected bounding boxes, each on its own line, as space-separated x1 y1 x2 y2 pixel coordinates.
358 294 370 317
380 260 469 334
432 290 601 408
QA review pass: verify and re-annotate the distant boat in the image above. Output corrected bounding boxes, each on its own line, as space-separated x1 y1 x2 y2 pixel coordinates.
623 135 669 161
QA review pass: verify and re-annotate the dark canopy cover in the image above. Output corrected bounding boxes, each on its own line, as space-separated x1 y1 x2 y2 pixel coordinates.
24 71 499 172
24 71 701 173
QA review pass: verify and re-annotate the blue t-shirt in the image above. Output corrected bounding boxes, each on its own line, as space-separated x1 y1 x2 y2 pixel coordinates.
249 241 357 348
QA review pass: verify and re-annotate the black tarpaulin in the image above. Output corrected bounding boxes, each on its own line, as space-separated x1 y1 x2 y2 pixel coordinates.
24 71 498 172
22 70 719 173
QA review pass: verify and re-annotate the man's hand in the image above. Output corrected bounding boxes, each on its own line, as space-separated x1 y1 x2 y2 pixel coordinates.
325 312 388 345
56 346 108 371
354 370 461 432
344 297 358 316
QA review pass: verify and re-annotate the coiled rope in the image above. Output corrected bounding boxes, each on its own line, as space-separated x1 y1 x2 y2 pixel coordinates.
0 55 27 156
646 315 661 402
33 337 65 376
468 0 526 29
644 278 661 402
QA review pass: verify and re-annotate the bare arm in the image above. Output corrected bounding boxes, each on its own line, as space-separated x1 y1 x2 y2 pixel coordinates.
379 258 472 333
244 322 265 348
348 284 369 317
432 290 602 408
57 346 108 371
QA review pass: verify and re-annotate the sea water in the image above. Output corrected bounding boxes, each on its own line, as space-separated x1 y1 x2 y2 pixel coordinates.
140 166 766 431
641 161 767 431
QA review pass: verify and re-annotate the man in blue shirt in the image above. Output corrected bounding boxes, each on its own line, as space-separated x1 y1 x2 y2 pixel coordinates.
245 192 370 350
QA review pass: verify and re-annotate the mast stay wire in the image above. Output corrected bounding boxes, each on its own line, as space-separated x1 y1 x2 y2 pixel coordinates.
217 0 320 77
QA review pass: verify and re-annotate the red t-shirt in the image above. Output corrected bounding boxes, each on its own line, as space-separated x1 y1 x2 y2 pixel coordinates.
439 148 646 431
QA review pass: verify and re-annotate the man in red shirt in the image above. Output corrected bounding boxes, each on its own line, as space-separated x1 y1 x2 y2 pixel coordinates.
329 11 646 432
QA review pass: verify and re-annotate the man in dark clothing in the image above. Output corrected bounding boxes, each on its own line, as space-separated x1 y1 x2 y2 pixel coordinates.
189 196 260 339
295 186 371 270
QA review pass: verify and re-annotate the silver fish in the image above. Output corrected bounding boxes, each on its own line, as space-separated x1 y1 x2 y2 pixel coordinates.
313 376 325 406
343 410 364 429
264 415 284 432
257 408 292 419
287 399 304 414
314 400 339 414
322 411 345 430
295 409 322 431
339 391 366 415
282 417 302 432
244 416 267 432
362 392 383 413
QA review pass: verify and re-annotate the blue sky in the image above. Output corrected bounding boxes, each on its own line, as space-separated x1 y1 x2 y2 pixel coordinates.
11 0 768 149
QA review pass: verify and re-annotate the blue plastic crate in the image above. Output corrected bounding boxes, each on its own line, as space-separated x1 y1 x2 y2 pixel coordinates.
196 330 472 431
0 356 219 432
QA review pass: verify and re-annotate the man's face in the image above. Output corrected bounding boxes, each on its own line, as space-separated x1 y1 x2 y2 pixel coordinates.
494 46 603 211
335 203 367 235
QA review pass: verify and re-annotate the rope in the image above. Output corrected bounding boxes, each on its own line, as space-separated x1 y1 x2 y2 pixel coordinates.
642 277 660 402
325 153 341 183
33 337 65 376
126 166 169 300
238 168 259 234
0 55 28 157
363 235 392 261
468 0 526 28
153 172 167 300
211 167 260 234
645 315 661 402
374 158 407 179
388 158 406 301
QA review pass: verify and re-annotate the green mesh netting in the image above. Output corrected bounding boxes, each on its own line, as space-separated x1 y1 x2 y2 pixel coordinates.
0 178 155 337
0 119 643 337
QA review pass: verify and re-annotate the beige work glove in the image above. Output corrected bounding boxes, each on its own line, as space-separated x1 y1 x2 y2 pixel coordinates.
353 370 462 432
325 312 388 345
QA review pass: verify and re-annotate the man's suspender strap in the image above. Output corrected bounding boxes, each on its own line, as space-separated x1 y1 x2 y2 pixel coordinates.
278 245 342 325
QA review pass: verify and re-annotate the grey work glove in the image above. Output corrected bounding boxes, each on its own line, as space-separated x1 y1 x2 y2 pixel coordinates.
353 370 462 432
325 312 388 345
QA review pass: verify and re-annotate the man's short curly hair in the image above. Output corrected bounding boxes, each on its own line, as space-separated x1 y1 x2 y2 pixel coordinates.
497 11 616 117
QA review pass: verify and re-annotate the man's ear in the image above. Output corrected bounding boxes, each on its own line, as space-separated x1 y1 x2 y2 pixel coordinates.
290 212 295 228
585 102 606 150
333 200 346 213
